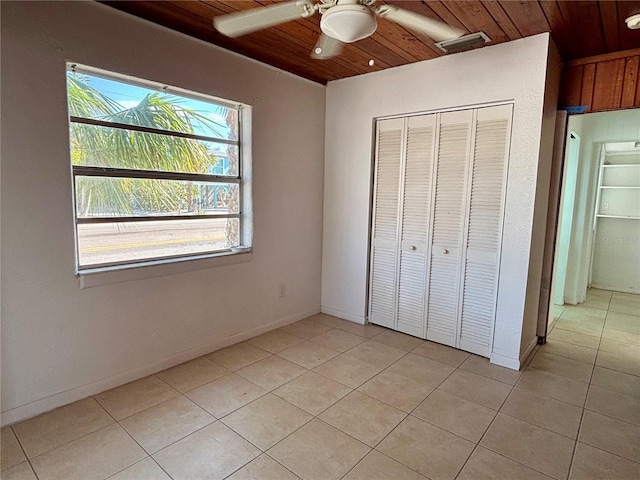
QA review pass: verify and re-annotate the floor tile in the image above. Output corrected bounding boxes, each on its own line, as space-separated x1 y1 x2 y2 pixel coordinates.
310 329 365 352
186 373 266 418
539 340 597 365
591 366 640 398
276 340 340 369
343 340 406 369
247 330 304 354
120 396 214 454
236 355 306 390
516 367 588 407
411 341 470 367
588 288 613 299
12 397 113 459
500 387 582 439
108 458 171 480
227 454 300 480
581 296 611 310
569 442 640 480
31 424 146 480
609 298 640 316
371 329 424 352
319 391 406 447
554 318 604 337
343 450 427 480
586 385 640 426
153 422 260 480
612 291 640 301
1 462 38 480
377 415 474 480
385 353 454 386
579 410 640 463
156 357 229 393
313 354 382 388
529 352 593 383
95 375 179 421
268 419 370 480
596 349 640 376
358 370 436 412
459 354 522 385
561 305 607 321
547 328 601 349
605 311 640 334
334 322 385 339
207 342 271 371
601 327 640 347
310 314 357 330
598 337 640 356
413 390 496 442
1 428 27 471
278 319 332 340
457 446 551 480
438 370 511 410
222 394 311 450
480 413 574 480
273 371 352 415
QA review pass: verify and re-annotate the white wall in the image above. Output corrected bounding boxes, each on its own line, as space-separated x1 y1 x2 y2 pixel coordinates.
1 1 326 424
321 34 553 369
564 109 640 303
520 40 562 358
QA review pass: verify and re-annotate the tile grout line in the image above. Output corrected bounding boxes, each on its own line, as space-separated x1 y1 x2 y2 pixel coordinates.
9 424 42 480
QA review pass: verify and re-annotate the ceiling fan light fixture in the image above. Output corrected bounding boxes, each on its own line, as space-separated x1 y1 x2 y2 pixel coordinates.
626 14 640 29
320 4 377 43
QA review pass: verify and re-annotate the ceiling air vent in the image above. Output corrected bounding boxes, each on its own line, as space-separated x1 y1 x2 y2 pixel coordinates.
435 32 491 54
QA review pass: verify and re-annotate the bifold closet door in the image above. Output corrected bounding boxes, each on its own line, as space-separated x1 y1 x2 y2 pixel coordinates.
426 110 473 347
396 115 436 337
369 118 403 329
458 105 512 356
369 115 435 333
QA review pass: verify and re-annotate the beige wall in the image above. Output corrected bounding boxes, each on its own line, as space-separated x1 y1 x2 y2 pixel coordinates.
1 1 326 424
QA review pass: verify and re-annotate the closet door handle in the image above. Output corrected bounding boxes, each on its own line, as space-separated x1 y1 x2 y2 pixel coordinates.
442 249 449 254
410 245 417 251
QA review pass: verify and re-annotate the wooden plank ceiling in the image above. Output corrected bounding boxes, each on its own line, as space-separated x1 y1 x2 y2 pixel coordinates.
103 1 640 84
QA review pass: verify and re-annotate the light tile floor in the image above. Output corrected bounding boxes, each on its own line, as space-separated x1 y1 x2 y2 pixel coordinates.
2 290 639 480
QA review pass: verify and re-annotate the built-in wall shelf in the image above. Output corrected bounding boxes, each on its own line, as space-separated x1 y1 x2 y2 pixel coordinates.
600 186 640 189
596 214 640 220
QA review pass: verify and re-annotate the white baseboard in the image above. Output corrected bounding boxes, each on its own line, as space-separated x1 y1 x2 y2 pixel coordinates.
1 308 319 427
320 305 365 325
490 350 522 371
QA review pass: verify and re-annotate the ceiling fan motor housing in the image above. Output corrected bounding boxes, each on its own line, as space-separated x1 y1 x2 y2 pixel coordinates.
320 4 378 43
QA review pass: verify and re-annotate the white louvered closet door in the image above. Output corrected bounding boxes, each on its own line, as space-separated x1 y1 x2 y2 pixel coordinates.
458 105 512 356
426 110 473 347
369 118 403 329
397 115 436 337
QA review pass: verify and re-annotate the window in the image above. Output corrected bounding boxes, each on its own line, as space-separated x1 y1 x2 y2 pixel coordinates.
67 65 250 272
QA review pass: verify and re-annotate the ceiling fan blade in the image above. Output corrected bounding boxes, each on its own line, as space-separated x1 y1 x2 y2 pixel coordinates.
311 33 344 60
375 5 463 42
214 1 316 38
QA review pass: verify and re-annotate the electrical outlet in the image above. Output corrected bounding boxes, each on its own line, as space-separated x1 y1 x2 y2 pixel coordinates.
279 283 286 298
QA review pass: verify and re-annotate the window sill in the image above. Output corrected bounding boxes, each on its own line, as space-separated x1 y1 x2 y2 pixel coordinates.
78 250 252 288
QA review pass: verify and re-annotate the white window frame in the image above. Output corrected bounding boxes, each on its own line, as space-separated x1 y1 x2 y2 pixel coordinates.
67 64 253 281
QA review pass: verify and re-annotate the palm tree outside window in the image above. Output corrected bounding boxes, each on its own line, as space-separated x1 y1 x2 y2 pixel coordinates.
66 64 249 271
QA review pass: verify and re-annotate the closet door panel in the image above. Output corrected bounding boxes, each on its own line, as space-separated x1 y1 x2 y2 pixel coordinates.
397 115 436 337
369 119 404 328
459 105 512 356
426 110 472 346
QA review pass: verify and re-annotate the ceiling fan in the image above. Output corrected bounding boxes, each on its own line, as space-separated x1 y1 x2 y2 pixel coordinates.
213 0 464 60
